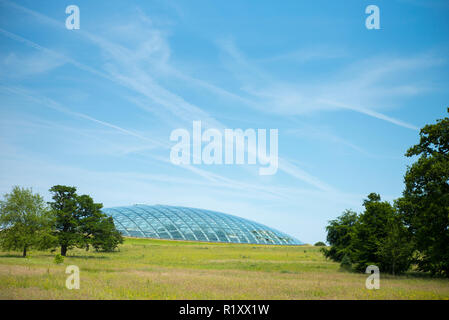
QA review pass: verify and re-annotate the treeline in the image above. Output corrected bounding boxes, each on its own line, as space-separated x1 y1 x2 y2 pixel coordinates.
323 109 449 277
0 185 123 257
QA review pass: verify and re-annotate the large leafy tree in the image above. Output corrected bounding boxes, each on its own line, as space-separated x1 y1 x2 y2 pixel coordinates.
0 186 55 257
350 193 393 272
90 216 124 252
322 209 358 262
377 211 414 275
323 194 413 274
77 194 123 252
77 194 105 250
49 185 123 256
351 193 413 274
397 109 449 276
49 185 80 256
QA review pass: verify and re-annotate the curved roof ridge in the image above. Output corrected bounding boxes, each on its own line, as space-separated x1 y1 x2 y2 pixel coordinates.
103 204 303 245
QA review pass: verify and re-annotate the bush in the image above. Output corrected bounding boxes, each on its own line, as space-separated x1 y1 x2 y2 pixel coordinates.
314 241 326 246
350 193 413 274
322 210 358 262
340 254 352 270
54 254 64 264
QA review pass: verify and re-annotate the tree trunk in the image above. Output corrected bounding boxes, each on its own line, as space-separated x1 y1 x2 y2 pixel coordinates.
22 245 27 257
61 245 67 256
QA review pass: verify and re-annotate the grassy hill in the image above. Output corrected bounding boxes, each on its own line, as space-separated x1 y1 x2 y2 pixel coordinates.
1 237 448 299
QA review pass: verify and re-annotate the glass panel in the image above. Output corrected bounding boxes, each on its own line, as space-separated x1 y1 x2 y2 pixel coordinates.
102 205 302 245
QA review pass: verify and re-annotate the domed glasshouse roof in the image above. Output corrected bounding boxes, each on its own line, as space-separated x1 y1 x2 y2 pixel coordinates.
102 204 303 245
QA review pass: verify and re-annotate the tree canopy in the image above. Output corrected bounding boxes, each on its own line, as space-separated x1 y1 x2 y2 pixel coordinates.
0 186 55 257
322 209 358 262
323 109 449 277
48 185 123 256
351 193 412 274
397 108 449 276
323 194 414 275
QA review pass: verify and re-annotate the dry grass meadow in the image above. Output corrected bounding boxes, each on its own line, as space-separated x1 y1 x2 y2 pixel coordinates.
1 237 448 300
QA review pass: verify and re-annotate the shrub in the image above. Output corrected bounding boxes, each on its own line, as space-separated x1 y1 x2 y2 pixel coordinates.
322 210 358 262
340 254 352 270
314 241 326 246
54 254 64 264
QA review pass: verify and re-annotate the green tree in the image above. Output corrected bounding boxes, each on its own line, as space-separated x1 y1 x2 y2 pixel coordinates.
322 209 358 262
397 109 449 276
91 216 123 252
314 241 326 247
351 193 395 272
377 213 414 275
49 185 122 256
48 185 80 256
340 254 352 270
77 195 123 252
77 194 106 251
0 186 55 257
350 193 413 274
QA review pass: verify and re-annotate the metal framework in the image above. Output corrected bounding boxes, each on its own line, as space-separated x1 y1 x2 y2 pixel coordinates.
102 204 302 245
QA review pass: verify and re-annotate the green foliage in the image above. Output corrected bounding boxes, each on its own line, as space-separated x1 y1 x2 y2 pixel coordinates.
314 241 326 247
340 254 352 270
350 193 413 274
54 253 64 264
323 194 413 275
321 209 358 262
90 216 124 252
48 185 79 256
396 109 449 277
48 185 123 256
377 213 414 275
76 194 122 252
350 193 396 272
0 186 56 257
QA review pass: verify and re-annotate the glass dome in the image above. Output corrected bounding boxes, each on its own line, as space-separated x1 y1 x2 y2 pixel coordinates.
102 204 303 245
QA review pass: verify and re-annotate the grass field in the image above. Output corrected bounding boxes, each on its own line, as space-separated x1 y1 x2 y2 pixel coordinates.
1 237 448 300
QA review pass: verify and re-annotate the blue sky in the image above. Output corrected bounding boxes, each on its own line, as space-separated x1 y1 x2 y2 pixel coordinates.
0 0 448 243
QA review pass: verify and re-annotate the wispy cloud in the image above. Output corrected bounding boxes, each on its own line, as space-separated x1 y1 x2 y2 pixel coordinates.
0 0 446 243
256 45 347 64
217 38 439 131
0 51 65 78
317 99 419 131
286 126 369 156
0 4 336 193
0 85 163 147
